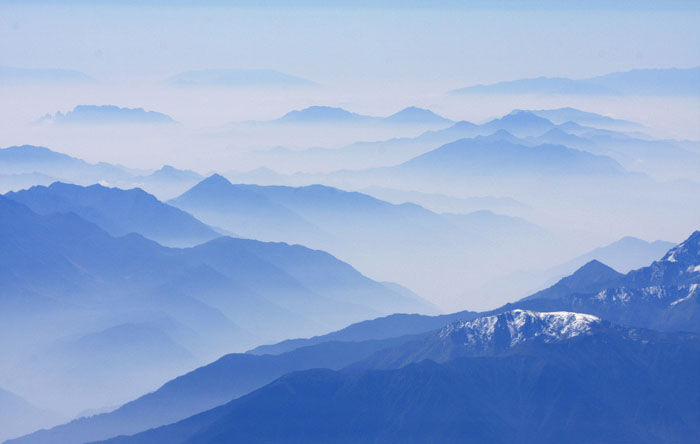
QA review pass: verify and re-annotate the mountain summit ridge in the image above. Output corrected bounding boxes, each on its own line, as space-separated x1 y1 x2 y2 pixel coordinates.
441 309 600 350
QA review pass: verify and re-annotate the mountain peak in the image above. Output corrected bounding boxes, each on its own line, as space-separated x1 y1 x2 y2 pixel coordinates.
501 110 552 124
39 105 175 125
475 129 519 142
519 259 624 303
555 259 623 291
662 230 700 265
201 173 232 186
277 106 368 123
574 259 617 274
384 106 452 124
440 310 600 350
481 110 555 135
449 120 478 129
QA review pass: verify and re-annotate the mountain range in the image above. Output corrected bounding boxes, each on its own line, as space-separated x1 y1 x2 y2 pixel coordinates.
5 182 220 247
168 174 552 307
5 335 427 444
523 107 642 130
547 236 676 276
244 109 667 175
394 136 624 177
450 66 700 96
257 108 700 182
483 236 677 302
10 229 700 444
38 105 175 125
0 194 427 416
358 186 528 216
0 145 201 199
87 309 700 444
272 105 453 127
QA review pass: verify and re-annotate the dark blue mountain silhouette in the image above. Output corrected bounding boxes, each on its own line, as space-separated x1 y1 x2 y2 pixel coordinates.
5 336 423 444
89 310 700 444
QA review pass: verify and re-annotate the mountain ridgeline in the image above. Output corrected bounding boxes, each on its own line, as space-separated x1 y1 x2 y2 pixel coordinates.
11 229 700 444
0 194 430 417
88 308 700 444
3 104 700 444
5 182 220 247
167 173 550 310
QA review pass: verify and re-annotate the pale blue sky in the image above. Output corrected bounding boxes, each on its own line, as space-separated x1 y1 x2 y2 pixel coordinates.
1 2 699 88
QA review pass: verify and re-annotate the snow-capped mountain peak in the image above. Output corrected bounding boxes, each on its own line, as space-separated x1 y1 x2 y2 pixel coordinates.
662 231 700 264
440 310 600 349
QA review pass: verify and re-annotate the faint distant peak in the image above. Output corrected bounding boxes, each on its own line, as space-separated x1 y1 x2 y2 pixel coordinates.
168 68 316 87
447 120 479 129
0 65 96 85
276 106 372 124
449 66 700 96
524 107 642 128
475 129 520 142
273 105 453 126
498 109 552 125
38 105 175 125
201 173 232 185
383 106 453 124
149 165 203 181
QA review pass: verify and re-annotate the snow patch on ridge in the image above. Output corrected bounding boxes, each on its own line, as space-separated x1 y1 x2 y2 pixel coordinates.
670 284 699 306
440 309 600 348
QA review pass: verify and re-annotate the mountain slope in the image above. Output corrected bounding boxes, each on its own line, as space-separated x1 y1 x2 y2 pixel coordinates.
521 260 624 301
248 112 560 173
396 137 624 177
134 165 204 200
248 309 478 355
0 145 144 188
0 387 62 443
524 107 641 129
508 231 700 332
168 174 323 244
169 174 551 311
0 195 421 414
92 311 700 444
5 336 422 444
6 182 220 247
548 236 676 277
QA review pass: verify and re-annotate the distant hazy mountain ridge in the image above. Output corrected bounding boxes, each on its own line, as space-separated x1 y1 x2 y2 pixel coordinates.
450 66 700 96
38 105 175 125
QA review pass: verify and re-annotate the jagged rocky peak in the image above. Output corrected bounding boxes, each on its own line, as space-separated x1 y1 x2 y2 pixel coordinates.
440 309 601 349
662 230 700 266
